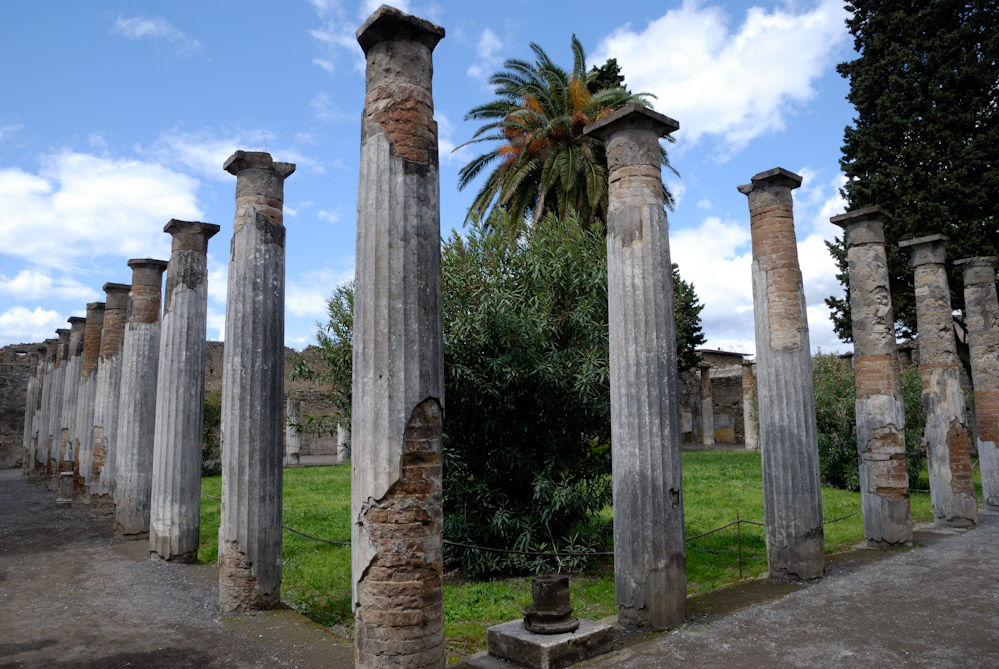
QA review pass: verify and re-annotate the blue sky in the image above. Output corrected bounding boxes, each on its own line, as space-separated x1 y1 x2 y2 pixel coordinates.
0 0 855 354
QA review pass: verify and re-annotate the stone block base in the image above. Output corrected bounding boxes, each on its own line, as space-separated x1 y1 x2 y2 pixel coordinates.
482 618 614 669
56 472 74 508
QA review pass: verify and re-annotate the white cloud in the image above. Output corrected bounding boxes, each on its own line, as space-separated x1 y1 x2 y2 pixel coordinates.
110 16 202 56
138 127 325 182
359 0 410 17
317 208 343 224
0 123 24 142
313 57 335 73
467 28 504 80
697 199 713 211
0 152 200 269
593 0 848 158
437 113 473 166
0 306 66 346
286 264 354 319
310 92 348 123
309 6 365 74
0 270 99 302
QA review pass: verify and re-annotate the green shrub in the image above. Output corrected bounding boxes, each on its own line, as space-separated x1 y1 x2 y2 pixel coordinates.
202 389 222 476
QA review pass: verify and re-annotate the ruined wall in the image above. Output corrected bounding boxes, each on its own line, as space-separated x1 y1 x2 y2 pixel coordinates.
680 350 749 445
0 344 36 468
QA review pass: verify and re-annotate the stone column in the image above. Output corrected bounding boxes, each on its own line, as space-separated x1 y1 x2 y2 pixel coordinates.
738 168 824 579
90 283 131 520
59 317 86 484
21 352 40 475
742 361 759 450
218 151 294 612
831 207 912 544
46 328 70 485
114 259 169 540
150 220 220 562
583 104 686 628
352 7 446 665
336 424 350 464
699 363 715 447
899 235 977 525
955 256 999 508
284 398 301 467
25 347 47 479
73 302 105 506
33 338 58 480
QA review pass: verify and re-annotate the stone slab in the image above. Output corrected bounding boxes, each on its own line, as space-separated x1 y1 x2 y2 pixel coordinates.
484 618 614 669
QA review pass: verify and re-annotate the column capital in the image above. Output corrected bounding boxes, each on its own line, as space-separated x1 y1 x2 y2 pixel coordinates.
955 256 997 285
67 316 86 331
830 206 891 247
356 4 445 53
127 258 169 285
582 104 679 142
223 151 295 179
164 219 221 253
85 302 106 313
737 167 802 195
102 282 132 310
899 234 947 266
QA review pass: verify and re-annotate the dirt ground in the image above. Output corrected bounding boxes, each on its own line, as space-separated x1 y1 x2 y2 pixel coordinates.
0 469 354 668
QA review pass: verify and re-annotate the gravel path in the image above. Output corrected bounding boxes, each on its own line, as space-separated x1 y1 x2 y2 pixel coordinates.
0 469 353 668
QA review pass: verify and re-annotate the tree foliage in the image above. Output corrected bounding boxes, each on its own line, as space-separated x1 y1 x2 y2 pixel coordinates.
827 0 999 341
306 212 705 574
456 36 678 234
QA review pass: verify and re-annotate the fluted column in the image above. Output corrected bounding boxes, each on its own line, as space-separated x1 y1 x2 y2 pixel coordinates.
73 302 105 506
738 168 824 579
90 283 132 520
700 363 715 446
352 7 446 666
114 259 168 540
150 220 220 562
284 398 301 467
21 352 40 476
584 104 685 628
218 151 294 611
25 347 47 479
955 256 999 508
831 207 912 544
59 318 86 487
46 329 70 486
33 338 58 481
899 235 977 525
742 361 759 450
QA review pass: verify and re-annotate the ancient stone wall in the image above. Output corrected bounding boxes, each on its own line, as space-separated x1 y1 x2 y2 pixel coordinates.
0 344 35 468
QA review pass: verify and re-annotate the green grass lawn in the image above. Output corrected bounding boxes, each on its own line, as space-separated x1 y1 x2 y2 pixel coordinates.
198 451 980 661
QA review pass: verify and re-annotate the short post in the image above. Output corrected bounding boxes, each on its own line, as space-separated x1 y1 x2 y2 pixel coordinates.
955 256 999 508
150 220 220 562
74 301 105 507
899 235 977 526
831 206 912 544
90 283 132 521
699 363 715 447
352 6 446 666
741 361 759 450
114 259 169 540
218 151 294 611
284 398 302 467
584 104 686 627
738 168 824 579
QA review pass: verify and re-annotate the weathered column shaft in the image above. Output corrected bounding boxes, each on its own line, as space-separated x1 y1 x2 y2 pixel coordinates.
219 151 294 612
900 235 977 525
584 104 686 628
284 398 301 467
33 338 58 479
74 302 105 506
90 283 132 520
26 348 47 479
150 220 220 562
956 256 999 508
336 424 350 464
21 352 40 475
60 317 86 480
700 364 715 446
46 329 70 484
114 259 169 539
832 207 911 544
742 362 759 450
352 7 446 666
739 168 824 579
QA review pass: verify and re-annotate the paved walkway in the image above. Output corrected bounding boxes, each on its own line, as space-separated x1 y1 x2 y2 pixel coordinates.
0 469 353 668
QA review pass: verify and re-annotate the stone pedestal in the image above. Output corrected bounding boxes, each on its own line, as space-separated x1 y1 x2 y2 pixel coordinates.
352 7 446 667
483 619 614 669
699 363 715 446
218 151 294 612
955 256 999 508
742 361 759 450
73 302 105 507
899 235 977 526
90 283 132 521
150 220 220 563
56 471 74 508
738 168 824 580
284 398 301 467
584 104 686 627
831 207 911 544
114 259 169 540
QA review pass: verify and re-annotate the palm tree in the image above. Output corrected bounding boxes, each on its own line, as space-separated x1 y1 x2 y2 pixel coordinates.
456 35 678 234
